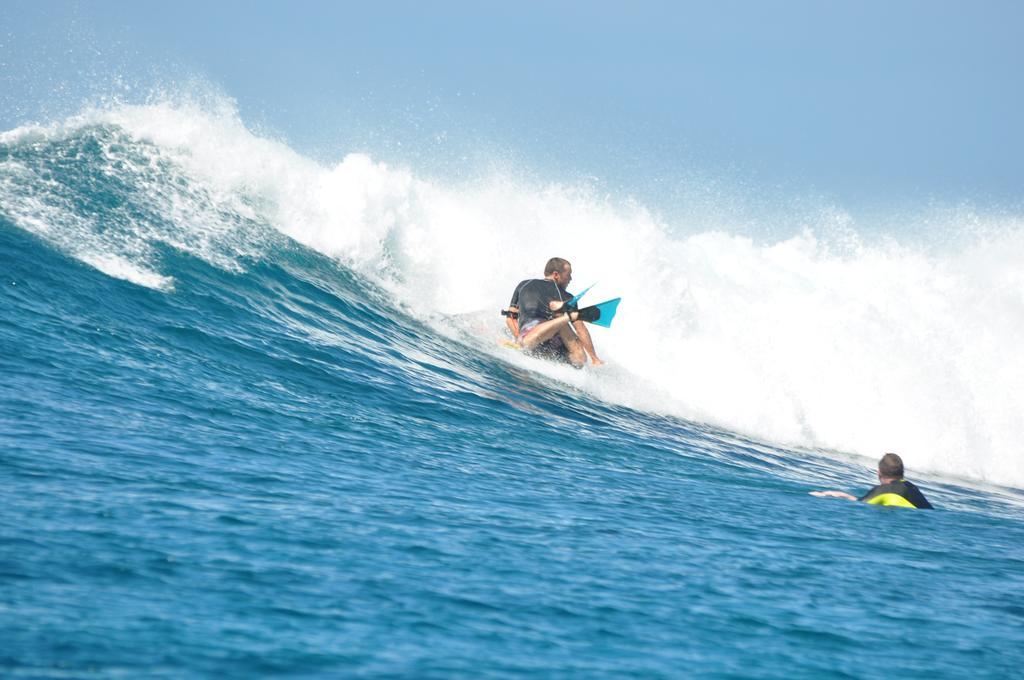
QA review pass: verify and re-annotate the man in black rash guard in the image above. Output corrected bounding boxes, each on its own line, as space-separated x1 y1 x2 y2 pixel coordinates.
503 257 603 368
811 453 934 509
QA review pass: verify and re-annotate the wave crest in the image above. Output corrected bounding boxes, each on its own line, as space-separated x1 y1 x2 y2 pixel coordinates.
3 96 1023 487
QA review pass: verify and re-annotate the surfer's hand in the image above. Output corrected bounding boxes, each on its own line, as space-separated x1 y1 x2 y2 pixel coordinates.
550 301 576 314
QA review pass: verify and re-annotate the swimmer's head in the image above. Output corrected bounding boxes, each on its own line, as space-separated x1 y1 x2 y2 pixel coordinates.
878 453 904 481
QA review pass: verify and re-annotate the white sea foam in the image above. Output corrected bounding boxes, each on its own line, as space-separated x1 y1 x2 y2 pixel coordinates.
79 252 175 291
4 97 1023 488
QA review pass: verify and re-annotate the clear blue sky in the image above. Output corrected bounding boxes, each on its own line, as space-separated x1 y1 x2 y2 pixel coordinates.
2 1 1022 210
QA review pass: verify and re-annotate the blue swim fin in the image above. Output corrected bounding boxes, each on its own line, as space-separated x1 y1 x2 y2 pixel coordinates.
567 283 595 308
576 297 621 328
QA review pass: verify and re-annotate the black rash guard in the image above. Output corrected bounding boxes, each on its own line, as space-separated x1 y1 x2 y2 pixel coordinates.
508 278 575 362
509 279 573 330
859 480 933 509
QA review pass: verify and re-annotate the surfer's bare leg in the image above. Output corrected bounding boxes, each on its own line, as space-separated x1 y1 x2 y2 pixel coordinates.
520 315 586 368
572 320 603 365
561 327 586 368
519 314 573 349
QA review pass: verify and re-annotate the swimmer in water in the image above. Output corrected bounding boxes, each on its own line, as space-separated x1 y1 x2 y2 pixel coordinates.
811 453 933 509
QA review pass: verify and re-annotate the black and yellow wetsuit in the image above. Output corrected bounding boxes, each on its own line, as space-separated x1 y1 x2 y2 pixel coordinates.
859 480 933 509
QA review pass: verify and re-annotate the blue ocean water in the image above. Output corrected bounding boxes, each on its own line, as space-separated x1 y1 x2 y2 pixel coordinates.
3 105 1024 677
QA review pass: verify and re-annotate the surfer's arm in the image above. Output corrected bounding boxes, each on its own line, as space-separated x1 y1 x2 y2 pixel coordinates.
505 306 520 336
809 490 858 501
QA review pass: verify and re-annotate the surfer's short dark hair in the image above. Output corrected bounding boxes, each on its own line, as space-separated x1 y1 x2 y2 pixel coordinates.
544 257 570 276
878 453 904 479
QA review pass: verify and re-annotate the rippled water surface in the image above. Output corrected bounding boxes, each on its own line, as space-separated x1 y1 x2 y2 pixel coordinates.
3 114 1024 677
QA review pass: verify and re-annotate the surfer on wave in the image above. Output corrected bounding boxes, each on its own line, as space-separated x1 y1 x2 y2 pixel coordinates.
502 257 604 368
